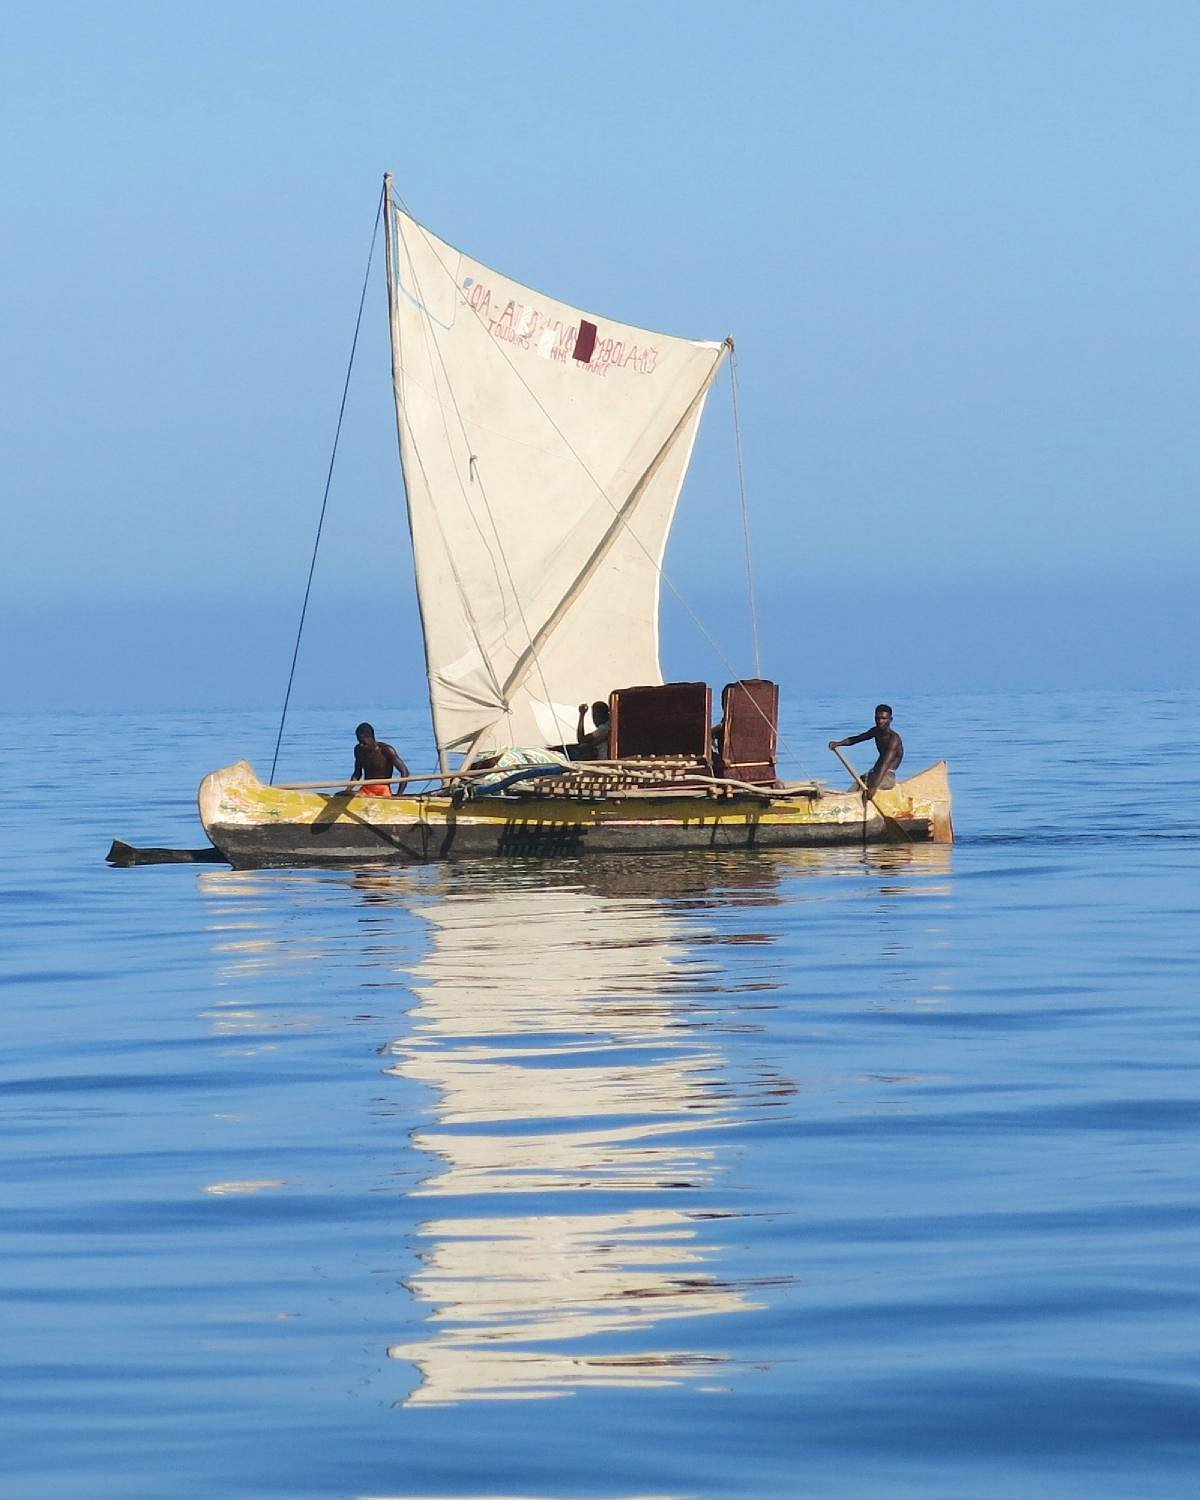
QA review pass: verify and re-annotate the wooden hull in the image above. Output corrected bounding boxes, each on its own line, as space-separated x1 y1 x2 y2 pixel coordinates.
198 761 953 868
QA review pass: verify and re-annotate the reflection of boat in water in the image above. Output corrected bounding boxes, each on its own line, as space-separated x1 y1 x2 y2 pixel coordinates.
387 1209 751 1404
198 177 953 866
379 858 792 1404
186 846 955 1403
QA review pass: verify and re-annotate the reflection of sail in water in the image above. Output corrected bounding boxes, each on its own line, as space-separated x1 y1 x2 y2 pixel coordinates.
383 859 790 1404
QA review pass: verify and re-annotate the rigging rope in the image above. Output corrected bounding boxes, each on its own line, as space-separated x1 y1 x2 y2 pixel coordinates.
268 186 383 784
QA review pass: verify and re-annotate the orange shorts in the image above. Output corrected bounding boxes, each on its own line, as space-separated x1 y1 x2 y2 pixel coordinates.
355 782 391 797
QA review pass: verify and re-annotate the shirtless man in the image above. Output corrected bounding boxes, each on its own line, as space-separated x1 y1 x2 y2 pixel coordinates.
347 722 409 797
829 704 904 801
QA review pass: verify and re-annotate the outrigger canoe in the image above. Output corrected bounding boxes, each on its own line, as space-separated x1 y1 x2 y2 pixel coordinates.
192 179 953 866
198 759 952 868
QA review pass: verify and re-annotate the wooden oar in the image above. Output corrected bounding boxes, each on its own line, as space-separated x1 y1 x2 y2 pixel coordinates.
829 746 911 843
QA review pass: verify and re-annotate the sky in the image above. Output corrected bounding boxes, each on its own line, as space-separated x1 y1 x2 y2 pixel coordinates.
3 0 1199 714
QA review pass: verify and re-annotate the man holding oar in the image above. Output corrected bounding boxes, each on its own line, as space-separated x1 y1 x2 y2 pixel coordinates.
829 704 904 802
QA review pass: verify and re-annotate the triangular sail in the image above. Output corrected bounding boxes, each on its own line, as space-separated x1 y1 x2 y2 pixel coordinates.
384 182 727 760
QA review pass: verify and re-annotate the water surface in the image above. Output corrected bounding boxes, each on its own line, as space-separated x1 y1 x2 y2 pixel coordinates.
4 692 1200 1497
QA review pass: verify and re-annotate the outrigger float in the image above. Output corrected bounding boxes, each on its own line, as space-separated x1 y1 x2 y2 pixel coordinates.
191 178 951 868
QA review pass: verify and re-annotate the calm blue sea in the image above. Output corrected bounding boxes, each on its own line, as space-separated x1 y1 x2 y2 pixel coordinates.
4 691 1200 1499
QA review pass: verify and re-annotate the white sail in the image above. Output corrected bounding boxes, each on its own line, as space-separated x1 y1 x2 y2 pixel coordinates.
383 184 727 760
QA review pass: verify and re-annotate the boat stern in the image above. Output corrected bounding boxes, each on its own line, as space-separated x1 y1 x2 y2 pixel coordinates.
877 761 954 842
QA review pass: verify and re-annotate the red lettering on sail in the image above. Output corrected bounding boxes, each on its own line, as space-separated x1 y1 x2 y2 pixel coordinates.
460 278 658 375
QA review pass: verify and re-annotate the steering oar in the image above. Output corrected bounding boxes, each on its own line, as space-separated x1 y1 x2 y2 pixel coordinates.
828 744 911 843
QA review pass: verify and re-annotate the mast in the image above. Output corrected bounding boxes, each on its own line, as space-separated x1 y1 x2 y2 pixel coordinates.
382 174 448 774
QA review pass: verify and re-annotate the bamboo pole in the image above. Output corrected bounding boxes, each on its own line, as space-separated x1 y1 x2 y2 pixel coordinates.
272 770 497 791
